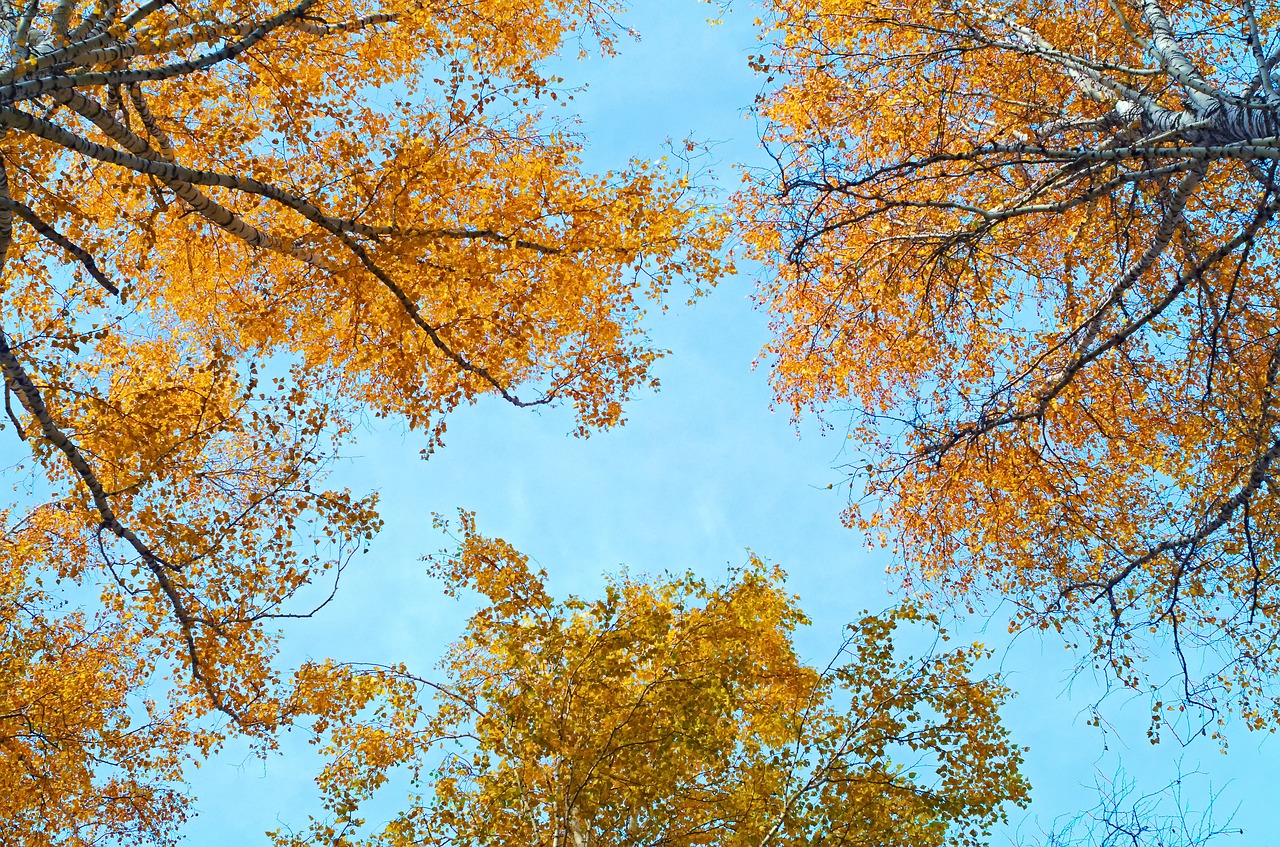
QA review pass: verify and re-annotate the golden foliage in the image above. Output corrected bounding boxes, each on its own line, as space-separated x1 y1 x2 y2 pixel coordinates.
740 0 1280 733
276 513 1029 847
0 0 726 840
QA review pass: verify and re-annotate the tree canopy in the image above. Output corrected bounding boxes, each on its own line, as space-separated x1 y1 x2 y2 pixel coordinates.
740 0 1280 733
274 514 1029 847
3 0 1275 842
0 0 725 841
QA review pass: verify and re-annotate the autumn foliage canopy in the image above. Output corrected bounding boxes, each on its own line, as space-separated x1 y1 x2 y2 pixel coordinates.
742 0 1280 734
6 0 1280 841
0 0 726 841
274 516 1028 847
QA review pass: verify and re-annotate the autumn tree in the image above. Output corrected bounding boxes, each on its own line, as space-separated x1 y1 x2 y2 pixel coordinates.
740 0 1280 733
0 0 727 841
272 513 1030 847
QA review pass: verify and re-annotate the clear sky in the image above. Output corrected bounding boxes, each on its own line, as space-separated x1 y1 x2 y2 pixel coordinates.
179 2 1280 844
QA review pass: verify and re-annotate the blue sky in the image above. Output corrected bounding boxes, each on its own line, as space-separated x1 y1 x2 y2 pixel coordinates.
180 2 1280 843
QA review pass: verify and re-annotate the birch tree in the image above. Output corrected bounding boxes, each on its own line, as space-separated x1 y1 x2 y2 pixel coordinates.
740 0 1280 735
277 514 1029 847
0 0 725 842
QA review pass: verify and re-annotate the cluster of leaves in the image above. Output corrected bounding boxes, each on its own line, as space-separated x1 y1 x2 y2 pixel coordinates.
273 513 1028 847
0 0 725 841
0 527 189 844
739 0 1280 736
